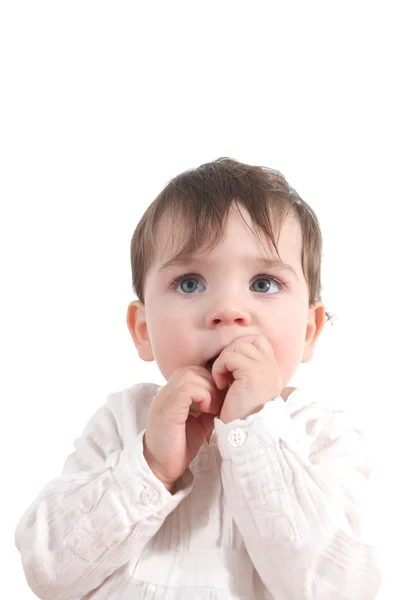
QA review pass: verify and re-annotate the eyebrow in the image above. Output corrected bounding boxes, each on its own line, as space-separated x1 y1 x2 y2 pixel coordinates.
159 255 299 282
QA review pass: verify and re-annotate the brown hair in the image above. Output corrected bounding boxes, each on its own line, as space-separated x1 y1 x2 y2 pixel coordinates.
130 157 334 324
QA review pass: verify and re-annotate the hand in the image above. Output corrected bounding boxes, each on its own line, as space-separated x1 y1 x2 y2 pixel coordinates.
143 366 225 492
210 334 283 423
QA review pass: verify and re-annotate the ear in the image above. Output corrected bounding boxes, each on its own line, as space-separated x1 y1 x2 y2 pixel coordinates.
126 301 155 362
301 302 326 363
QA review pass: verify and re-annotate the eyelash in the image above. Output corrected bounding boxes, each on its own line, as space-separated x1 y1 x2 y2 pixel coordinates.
169 272 286 293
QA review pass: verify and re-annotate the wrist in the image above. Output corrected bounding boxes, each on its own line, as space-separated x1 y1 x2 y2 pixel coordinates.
143 437 175 493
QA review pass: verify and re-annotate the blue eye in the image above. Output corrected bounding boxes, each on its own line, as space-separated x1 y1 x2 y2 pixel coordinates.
169 272 285 295
251 277 282 294
171 274 205 294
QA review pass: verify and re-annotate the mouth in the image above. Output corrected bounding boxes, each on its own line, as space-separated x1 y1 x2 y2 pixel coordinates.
205 354 219 372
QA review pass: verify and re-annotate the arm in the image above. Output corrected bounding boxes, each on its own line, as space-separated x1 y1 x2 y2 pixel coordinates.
214 393 382 600
15 394 194 600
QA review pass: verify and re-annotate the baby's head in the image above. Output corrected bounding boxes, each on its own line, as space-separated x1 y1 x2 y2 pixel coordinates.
127 158 331 389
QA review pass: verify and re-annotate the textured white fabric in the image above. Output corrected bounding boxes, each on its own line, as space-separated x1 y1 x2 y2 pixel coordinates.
15 383 382 599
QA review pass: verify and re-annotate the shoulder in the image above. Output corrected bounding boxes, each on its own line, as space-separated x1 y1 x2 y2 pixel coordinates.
284 385 369 459
62 383 162 474
106 382 162 409
105 382 162 438
280 384 361 436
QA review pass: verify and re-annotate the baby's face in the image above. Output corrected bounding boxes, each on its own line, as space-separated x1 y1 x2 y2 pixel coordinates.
134 204 324 390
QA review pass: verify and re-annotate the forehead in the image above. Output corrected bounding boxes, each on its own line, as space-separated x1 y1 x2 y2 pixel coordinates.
153 205 303 266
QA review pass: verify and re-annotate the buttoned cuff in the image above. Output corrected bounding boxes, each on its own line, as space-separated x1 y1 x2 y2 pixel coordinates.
213 395 298 460
65 430 195 562
109 430 195 519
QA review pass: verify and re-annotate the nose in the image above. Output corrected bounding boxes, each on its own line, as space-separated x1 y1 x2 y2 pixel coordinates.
206 306 251 328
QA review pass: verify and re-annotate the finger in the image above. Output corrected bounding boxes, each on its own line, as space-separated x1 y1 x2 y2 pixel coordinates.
156 384 214 423
211 352 254 390
245 335 275 359
186 412 215 460
198 368 230 405
192 367 226 399
222 335 270 361
184 384 218 415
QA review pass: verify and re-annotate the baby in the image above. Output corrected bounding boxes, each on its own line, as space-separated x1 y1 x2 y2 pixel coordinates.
15 158 382 599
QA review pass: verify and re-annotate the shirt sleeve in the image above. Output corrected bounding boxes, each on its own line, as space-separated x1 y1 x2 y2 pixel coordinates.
213 393 382 600
14 397 194 600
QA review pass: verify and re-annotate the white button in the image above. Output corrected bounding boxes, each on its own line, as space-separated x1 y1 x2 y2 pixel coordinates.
140 487 161 505
228 428 247 447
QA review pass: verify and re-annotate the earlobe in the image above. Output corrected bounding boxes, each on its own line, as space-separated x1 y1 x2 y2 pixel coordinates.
301 302 326 363
126 301 154 362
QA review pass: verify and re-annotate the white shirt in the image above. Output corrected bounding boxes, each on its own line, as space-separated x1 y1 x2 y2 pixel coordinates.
15 383 382 599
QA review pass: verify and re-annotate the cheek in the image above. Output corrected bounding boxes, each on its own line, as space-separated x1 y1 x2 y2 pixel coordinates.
268 327 305 377
148 314 195 370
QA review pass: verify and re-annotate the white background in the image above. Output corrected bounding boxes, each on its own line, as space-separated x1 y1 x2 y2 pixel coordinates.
1 2 398 598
